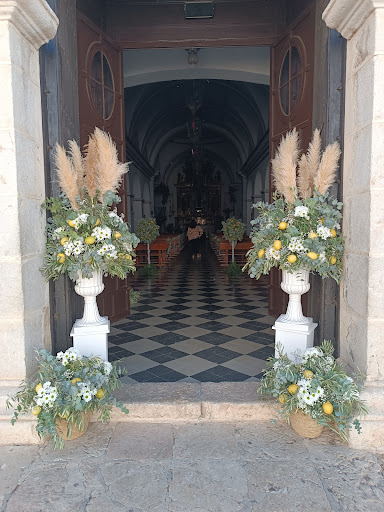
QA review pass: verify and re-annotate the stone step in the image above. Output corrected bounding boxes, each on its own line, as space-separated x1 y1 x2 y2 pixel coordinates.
0 382 277 445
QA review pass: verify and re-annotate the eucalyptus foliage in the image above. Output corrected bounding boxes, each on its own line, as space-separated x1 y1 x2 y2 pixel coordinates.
243 192 344 282
259 341 367 440
7 348 129 449
41 191 140 282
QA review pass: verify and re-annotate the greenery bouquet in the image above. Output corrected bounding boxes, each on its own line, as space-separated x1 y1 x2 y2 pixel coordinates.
7 348 129 449
136 217 160 275
244 129 344 282
259 341 367 440
222 217 245 275
41 128 140 282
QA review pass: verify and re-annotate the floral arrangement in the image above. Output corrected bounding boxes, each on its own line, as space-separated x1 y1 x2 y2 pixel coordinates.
135 217 160 268
7 348 129 449
244 129 344 282
41 128 140 282
259 341 367 440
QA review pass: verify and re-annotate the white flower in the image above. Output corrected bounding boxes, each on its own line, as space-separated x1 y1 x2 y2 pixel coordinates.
297 378 311 390
56 351 64 360
319 252 326 262
316 225 332 240
73 214 89 230
108 211 124 224
103 362 112 375
43 381 52 389
91 226 112 241
294 206 309 219
53 227 65 240
97 243 117 259
334 222 340 230
303 347 323 360
288 237 306 253
266 246 280 260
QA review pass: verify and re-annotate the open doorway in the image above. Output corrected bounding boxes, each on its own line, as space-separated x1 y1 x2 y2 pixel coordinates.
107 46 276 382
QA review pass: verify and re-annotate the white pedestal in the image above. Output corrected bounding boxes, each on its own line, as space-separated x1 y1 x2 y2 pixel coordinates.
70 318 110 361
273 316 318 360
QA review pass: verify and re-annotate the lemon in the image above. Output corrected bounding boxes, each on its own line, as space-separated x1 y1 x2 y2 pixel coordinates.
307 252 318 260
322 401 334 415
31 406 41 416
330 228 336 238
35 383 42 393
85 236 96 245
303 370 314 379
67 219 76 227
57 253 65 264
278 222 287 230
95 218 100 226
59 411 69 419
114 231 122 239
279 394 288 404
320 218 325 224
96 389 104 399
287 254 297 263
288 384 299 395
308 232 317 241
126 254 132 260
258 249 265 258
60 237 69 246
330 256 337 265
273 240 282 250
71 378 82 385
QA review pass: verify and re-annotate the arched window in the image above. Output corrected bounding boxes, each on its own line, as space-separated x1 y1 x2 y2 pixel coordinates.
89 50 115 119
279 45 303 116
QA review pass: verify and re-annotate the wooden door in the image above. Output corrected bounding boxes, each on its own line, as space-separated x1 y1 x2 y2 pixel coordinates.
269 2 315 316
77 11 129 322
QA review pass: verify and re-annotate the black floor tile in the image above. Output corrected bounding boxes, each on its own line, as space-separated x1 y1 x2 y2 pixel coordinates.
160 313 190 321
140 347 189 363
149 332 189 345
234 312 266 321
248 346 275 359
242 333 275 345
157 321 189 331
109 332 142 345
196 332 235 345
240 320 271 331
198 321 230 331
193 347 242 364
115 322 146 331
197 312 227 320
192 365 249 382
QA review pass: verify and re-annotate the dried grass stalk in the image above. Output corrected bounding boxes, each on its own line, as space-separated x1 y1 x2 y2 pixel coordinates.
297 153 310 199
93 128 128 198
55 143 79 209
306 128 321 196
314 141 341 195
83 134 99 199
271 128 299 203
68 140 84 199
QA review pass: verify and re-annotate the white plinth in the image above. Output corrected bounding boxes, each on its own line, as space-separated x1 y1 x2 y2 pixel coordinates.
273 316 318 360
70 318 110 361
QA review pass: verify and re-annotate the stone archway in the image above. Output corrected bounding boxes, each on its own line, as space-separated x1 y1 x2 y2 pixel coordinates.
323 0 384 449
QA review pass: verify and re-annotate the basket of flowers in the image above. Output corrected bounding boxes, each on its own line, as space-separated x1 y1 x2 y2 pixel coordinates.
259 341 367 440
7 348 129 449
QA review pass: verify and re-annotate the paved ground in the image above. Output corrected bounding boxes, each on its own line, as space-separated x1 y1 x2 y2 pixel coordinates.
1 420 383 512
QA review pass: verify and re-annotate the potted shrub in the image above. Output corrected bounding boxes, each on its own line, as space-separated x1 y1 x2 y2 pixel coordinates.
7 348 129 449
259 340 367 440
222 217 245 276
135 217 160 276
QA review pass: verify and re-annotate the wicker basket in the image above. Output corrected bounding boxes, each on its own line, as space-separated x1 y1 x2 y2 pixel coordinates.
289 410 323 438
56 411 91 441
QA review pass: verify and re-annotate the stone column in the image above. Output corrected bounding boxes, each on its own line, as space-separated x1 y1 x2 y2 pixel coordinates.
323 0 384 450
0 0 58 440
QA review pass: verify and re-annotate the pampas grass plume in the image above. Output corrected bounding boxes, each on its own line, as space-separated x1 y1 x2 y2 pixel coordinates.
68 140 84 199
84 134 99 199
271 128 299 203
297 153 310 199
306 128 321 196
55 143 79 209
314 141 341 195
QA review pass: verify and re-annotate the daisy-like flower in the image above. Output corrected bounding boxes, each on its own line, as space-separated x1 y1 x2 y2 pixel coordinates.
103 361 113 375
294 206 309 219
266 247 281 261
288 237 305 253
316 225 332 240
73 214 89 230
108 211 123 224
53 227 65 240
91 226 112 241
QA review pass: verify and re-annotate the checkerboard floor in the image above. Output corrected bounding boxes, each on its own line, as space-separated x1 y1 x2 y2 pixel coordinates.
110 246 276 383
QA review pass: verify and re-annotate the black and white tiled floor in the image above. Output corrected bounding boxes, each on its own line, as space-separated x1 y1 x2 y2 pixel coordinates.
109 246 276 383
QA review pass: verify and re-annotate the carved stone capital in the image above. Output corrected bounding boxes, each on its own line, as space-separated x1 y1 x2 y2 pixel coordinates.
323 0 384 39
0 0 58 49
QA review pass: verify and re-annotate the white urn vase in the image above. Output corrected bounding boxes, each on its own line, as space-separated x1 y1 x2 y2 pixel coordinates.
272 268 317 360
70 270 110 361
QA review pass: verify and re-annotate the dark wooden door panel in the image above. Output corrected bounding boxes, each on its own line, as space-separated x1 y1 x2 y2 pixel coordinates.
268 2 315 317
77 11 129 322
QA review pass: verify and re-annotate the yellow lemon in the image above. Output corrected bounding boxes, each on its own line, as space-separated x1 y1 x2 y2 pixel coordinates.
35 383 42 393
273 240 282 250
57 253 65 264
287 254 297 263
322 402 334 415
95 218 100 226
307 252 318 260
60 237 69 246
59 411 69 419
303 370 314 379
114 231 122 239
258 249 265 258
288 384 299 395
96 389 104 399
31 406 41 416
308 232 317 241
85 236 96 245
320 218 325 224
330 256 337 265
330 228 337 238
126 254 132 260
67 220 76 227
279 394 288 404
278 222 287 230
71 378 82 385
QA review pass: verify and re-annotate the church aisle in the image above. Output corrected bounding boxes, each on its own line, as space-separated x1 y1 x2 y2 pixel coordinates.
109 247 276 382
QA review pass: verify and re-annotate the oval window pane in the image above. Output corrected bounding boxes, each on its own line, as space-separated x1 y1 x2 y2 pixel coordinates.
91 51 102 83
290 74 303 111
279 45 302 115
280 83 289 115
103 55 114 90
104 88 114 119
291 46 301 77
90 79 103 117
280 50 290 87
